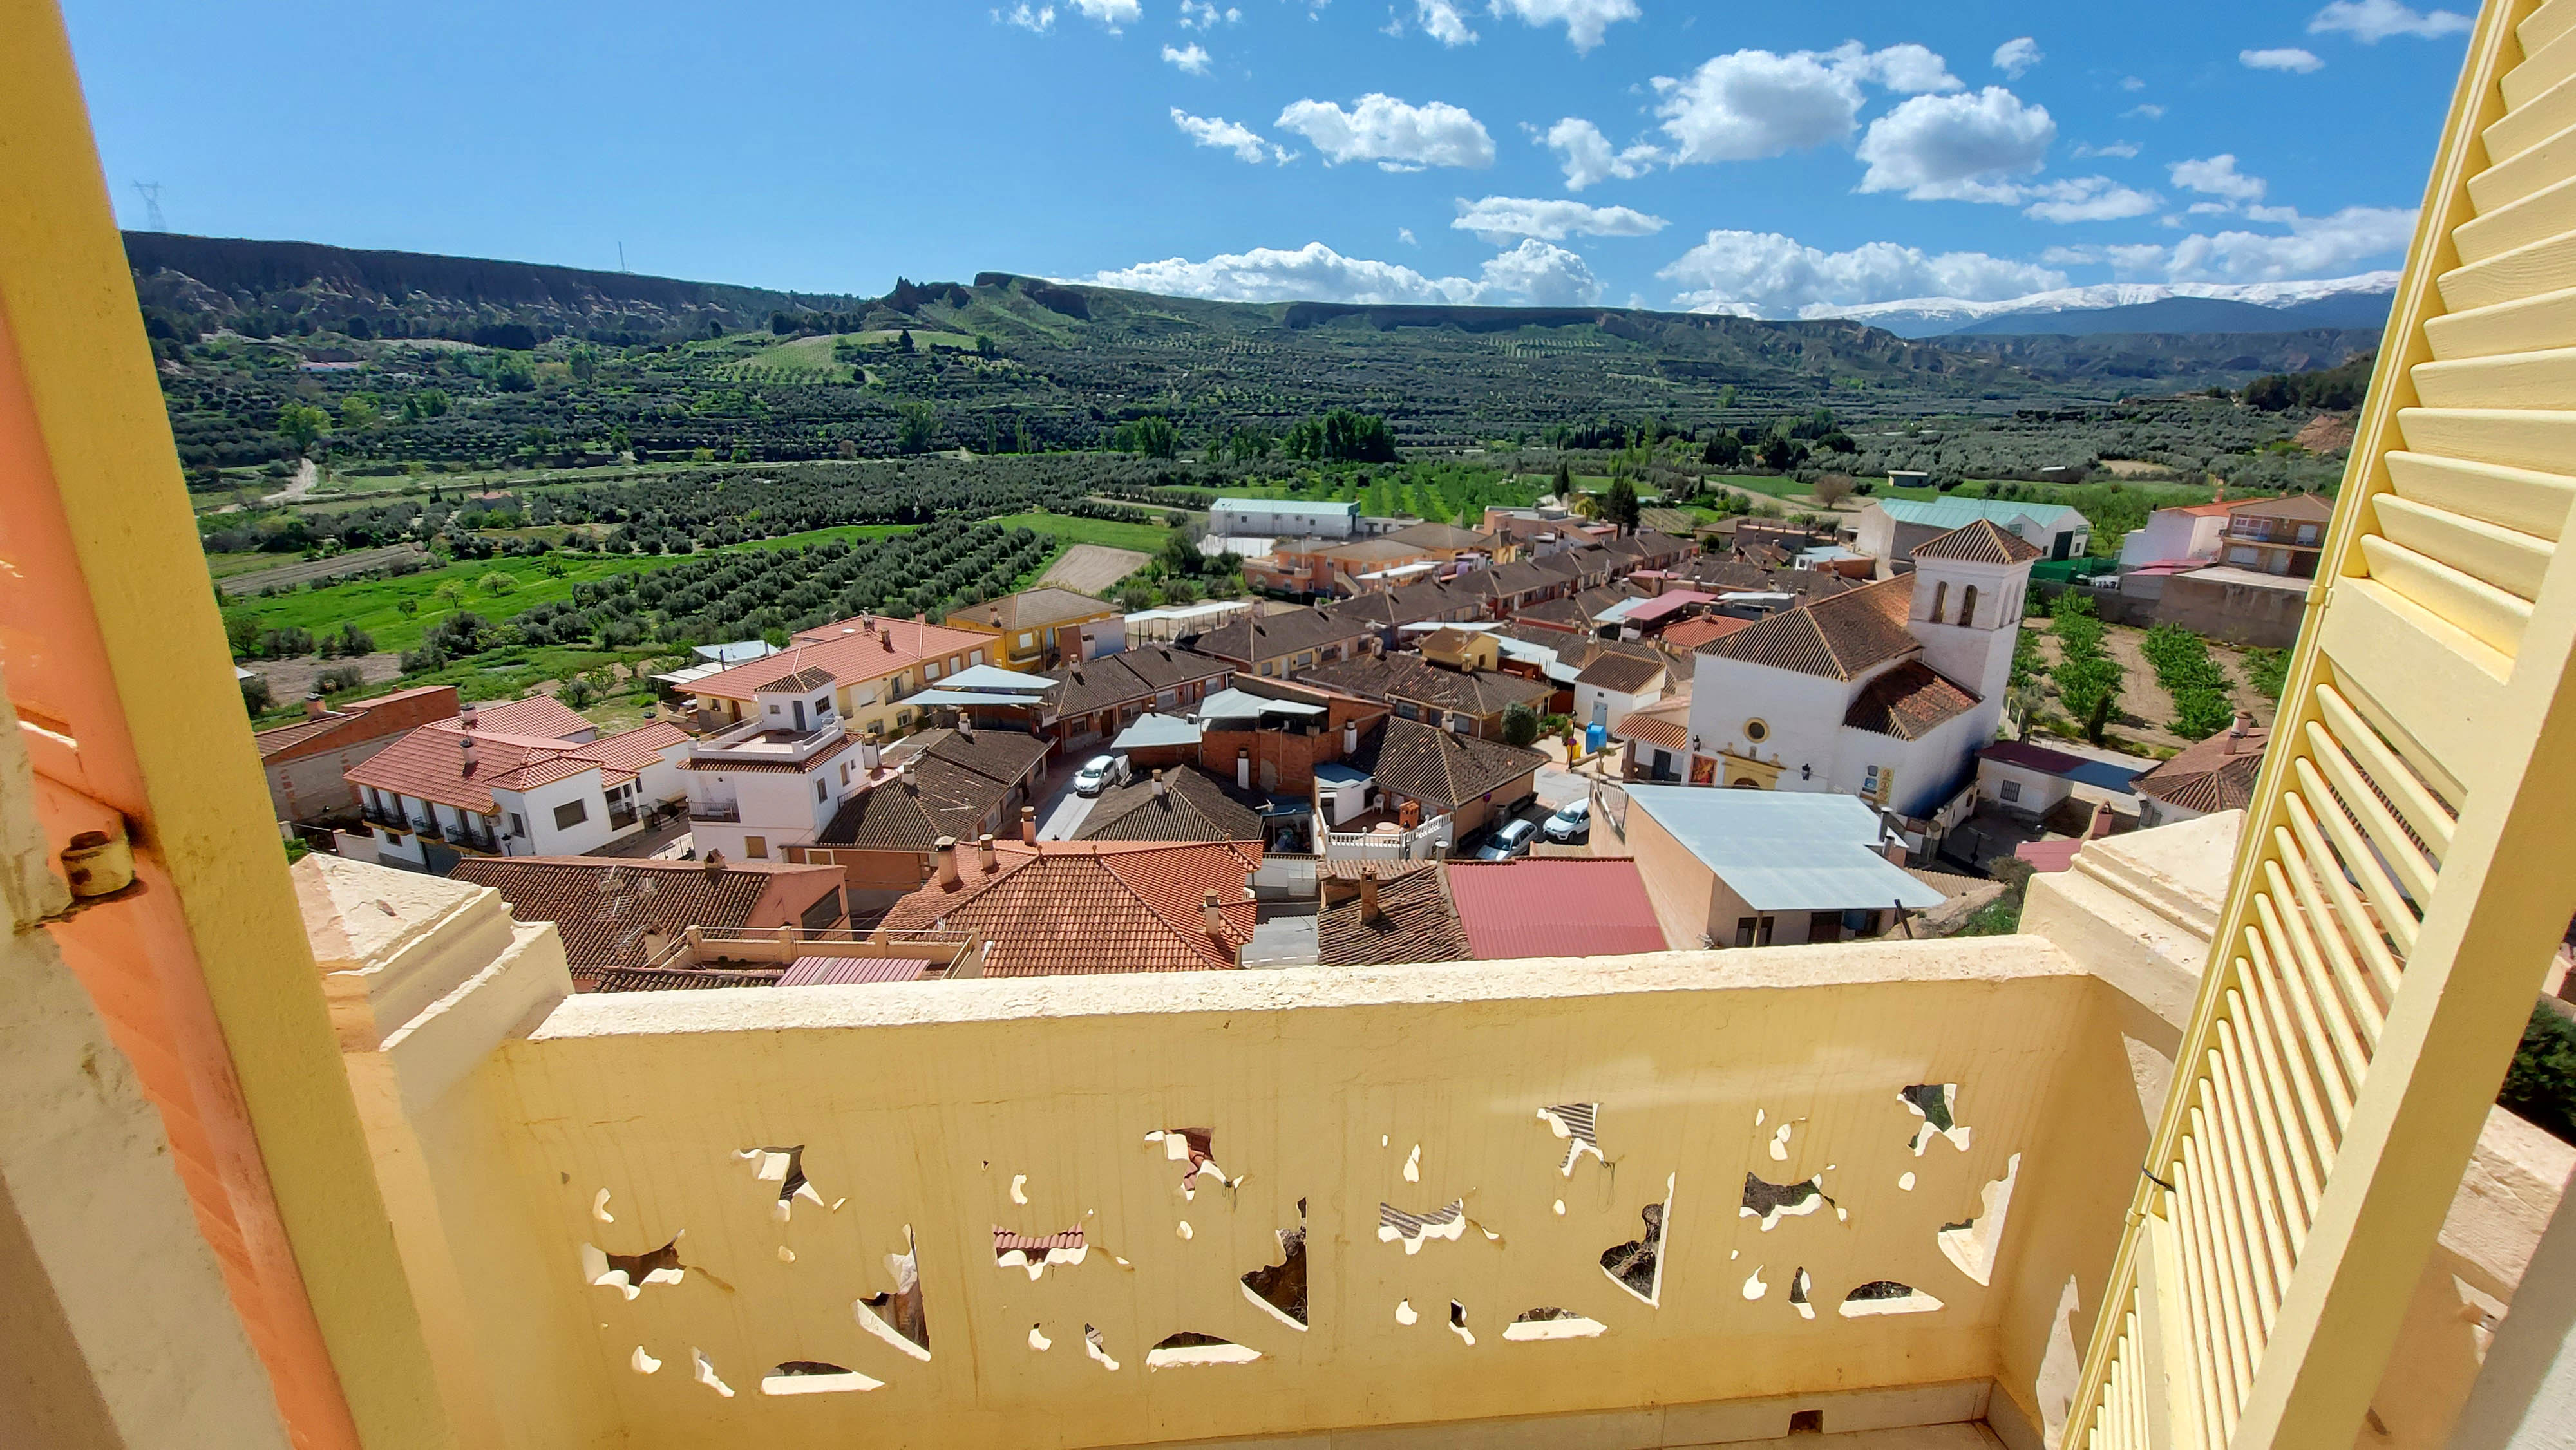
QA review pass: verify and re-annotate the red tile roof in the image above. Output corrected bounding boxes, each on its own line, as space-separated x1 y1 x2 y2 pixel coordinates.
457 694 596 739
1842 661 1980 740
448 857 843 984
2132 723 2270 814
1909 519 2045 565
687 614 995 701
1445 858 1670 959
346 717 683 814
1315 865 1469 966
1703 574 1918 681
254 684 460 764
878 840 1261 976
1657 614 1753 651
1612 701 1692 753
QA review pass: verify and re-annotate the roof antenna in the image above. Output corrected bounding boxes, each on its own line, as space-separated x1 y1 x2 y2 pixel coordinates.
131 181 166 232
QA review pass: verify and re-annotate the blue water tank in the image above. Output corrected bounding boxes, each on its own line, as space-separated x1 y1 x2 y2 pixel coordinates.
1584 721 1608 756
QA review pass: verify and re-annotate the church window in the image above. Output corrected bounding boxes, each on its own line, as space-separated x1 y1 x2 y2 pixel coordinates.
1960 585 1979 626
1929 581 1948 623
1743 719 1769 744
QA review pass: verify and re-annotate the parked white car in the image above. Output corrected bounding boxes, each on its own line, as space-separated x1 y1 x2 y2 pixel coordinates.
1072 755 1128 797
1542 799 1591 843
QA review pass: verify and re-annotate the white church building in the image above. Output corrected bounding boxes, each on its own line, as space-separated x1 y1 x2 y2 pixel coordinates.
1678 520 2040 818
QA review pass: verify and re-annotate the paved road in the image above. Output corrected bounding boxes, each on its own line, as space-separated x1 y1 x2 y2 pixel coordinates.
1031 761 1103 841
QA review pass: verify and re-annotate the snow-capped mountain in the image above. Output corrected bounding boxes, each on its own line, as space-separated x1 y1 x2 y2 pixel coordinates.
1806 273 2403 338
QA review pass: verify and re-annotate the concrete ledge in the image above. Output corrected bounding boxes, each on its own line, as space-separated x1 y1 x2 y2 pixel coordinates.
1129 1380 1995 1450
531 936 2085 1040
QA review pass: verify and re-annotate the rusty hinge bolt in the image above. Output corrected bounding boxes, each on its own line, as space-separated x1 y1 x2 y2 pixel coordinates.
61 826 134 899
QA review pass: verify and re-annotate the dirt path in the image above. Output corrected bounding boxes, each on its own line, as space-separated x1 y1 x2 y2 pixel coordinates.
217 544 428 596
239 652 405 701
262 457 319 505
1039 543 1150 595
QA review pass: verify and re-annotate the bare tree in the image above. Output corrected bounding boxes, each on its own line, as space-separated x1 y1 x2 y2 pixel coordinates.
1810 473 1857 507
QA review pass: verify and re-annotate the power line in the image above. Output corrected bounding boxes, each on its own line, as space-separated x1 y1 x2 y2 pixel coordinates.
130 180 166 232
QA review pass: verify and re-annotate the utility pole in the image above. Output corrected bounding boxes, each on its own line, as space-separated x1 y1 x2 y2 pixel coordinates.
131 180 166 232
618 241 629 273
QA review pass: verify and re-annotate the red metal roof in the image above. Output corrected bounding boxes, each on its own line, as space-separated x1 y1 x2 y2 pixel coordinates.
2014 839 2084 873
778 955 933 986
1444 858 1670 959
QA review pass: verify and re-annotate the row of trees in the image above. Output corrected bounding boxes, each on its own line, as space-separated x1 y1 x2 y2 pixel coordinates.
2141 624 2239 739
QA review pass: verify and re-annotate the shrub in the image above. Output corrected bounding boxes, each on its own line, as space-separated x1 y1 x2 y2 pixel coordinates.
2501 1001 2576 1147
240 675 272 713
258 626 317 659
317 664 365 694
1502 702 1540 748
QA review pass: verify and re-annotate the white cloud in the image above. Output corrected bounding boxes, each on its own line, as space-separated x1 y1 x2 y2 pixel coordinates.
1650 44 1960 166
2125 103 2166 120
2166 206 2419 280
1399 227 1419 245
1276 93 1495 169
2040 243 2175 278
1071 0 1142 28
1490 0 1641 53
2120 75 2146 90
1082 239 1597 305
2021 176 2163 223
1416 0 1477 44
1178 1 1240 27
1856 86 2055 202
2169 153 2267 202
1991 36 2043 79
1452 194 1669 242
1544 117 1663 189
1171 108 1293 163
2242 47 2325 72
1479 238 1605 304
1658 228 2065 316
1162 42 1213 71
2309 0 2472 42
997 3 1057 31
2071 140 2139 159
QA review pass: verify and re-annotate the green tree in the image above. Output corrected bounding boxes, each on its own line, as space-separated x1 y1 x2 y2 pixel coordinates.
478 570 517 596
240 675 272 713
1604 475 1642 531
222 608 261 658
1502 702 1540 749
1115 415 1181 459
1159 529 1204 578
276 401 328 450
337 395 381 431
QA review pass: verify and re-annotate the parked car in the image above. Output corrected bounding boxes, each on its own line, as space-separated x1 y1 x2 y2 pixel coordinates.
1472 818 1539 862
1072 755 1127 796
1542 799 1591 843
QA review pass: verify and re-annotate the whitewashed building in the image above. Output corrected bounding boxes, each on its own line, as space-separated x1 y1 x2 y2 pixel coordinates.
1680 520 2039 817
1208 497 1359 540
683 665 890 863
346 695 690 869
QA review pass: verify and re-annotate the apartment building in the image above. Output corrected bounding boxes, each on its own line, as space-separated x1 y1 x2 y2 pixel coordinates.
251 683 459 824
685 612 998 742
943 587 1124 670
345 696 688 868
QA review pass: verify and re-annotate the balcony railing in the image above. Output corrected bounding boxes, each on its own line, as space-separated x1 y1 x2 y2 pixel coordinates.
689 800 741 823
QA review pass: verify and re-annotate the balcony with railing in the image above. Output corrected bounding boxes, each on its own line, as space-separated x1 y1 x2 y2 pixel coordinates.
690 713 848 768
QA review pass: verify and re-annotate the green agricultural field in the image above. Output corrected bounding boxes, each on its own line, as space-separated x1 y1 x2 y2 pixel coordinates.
222 523 914 652
734 334 856 381
982 511 1172 553
1182 464 1544 526
1712 473 1815 501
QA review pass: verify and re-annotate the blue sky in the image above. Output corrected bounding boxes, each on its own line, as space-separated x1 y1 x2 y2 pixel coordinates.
64 0 2472 315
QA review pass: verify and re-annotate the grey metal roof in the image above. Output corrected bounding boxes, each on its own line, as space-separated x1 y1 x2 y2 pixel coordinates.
940 664 1054 692
905 688 1040 707
1622 786 1946 913
1113 713 1206 749
694 640 781 664
1198 688 1329 719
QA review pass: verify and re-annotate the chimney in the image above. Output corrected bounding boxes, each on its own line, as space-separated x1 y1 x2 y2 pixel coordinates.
701 849 726 880
976 833 997 872
2228 710 2255 754
1020 804 1037 844
882 632 895 652
1153 770 1169 797
458 733 478 772
1202 889 1226 937
958 714 974 740
459 701 479 731
1343 719 1359 755
639 930 668 963
1236 748 1252 791
1359 864 1383 925
303 693 327 719
934 836 961 887
2087 800 2116 840
860 736 882 771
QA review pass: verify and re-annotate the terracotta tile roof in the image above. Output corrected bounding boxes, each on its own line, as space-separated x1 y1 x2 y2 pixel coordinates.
1842 661 1980 740
1908 519 2045 565
448 856 842 984
254 684 460 764
345 715 682 814
1613 701 1692 753
1674 558 1858 601
1191 607 1376 666
945 588 1114 632
1446 858 1671 959
587 965 783 992
1319 538 1432 567
457 694 597 739
1658 614 1753 651
816 728 1050 851
755 667 839 693
1075 769 1267 844
1316 866 1470 966
1509 596 1593 630
1703 574 1918 681
878 840 1260 976
1383 522 1495 551
1296 653 1548 718
2133 724 2269 813
1043 647 1235 719
1575 651 1667 693
688 614 995 701
1349 717 1546 812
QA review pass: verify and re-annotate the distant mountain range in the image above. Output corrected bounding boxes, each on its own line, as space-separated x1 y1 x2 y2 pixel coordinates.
1815 274 2401 339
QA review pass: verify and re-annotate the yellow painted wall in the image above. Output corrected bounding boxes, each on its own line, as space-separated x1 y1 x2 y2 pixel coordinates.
357 939 2155 1450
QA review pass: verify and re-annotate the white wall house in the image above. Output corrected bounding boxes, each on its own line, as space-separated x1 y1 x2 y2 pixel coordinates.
348 709 690 871
2116 502 2233 568
1682 521 2038 819
1573 657 1669 734
684 667 880 863
1209 498 1360 540
1855 498 2090 569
